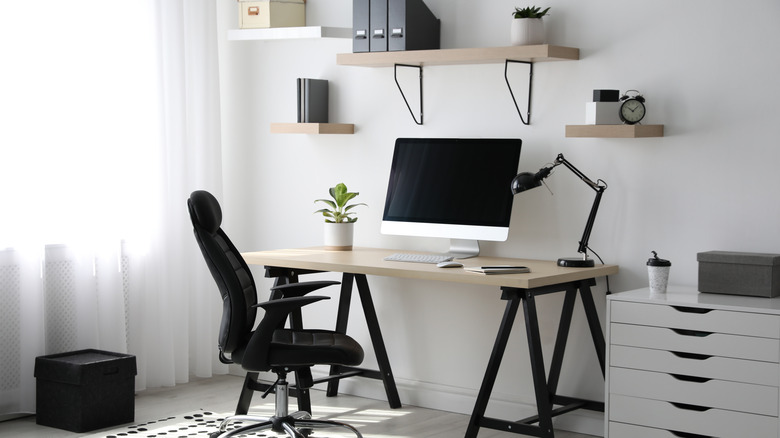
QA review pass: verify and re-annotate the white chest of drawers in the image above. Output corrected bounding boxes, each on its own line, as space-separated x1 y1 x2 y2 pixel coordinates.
606 287 780 438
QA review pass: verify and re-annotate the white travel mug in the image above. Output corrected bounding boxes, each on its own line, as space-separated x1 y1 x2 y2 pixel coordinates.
647 251 671 294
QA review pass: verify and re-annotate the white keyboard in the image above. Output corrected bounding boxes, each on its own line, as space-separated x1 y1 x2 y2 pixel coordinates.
384 253 454 264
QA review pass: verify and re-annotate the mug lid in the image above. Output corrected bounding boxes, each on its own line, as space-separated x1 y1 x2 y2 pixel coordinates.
647 251 671 267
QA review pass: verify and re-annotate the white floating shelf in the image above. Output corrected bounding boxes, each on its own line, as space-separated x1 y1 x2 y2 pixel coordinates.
228 26 351 41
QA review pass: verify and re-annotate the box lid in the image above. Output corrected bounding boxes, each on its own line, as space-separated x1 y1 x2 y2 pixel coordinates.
697 251 780 266
35 349 137 385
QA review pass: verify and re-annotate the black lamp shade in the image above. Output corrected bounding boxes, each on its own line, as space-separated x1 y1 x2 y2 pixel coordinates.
511 172 542 194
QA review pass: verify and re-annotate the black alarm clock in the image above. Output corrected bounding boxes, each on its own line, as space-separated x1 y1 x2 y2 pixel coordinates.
619 89 646 125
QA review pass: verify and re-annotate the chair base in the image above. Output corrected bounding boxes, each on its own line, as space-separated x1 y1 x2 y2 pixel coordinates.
210 412 363 438
213 372 362 438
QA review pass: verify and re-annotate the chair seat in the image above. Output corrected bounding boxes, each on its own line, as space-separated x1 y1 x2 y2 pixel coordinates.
269 329 364 368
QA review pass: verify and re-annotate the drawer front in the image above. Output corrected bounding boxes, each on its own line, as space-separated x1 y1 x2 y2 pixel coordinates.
609 421 712 438
610 344 779 386
610 367 778 416
611 322 780 362
609 394 778 437
610 300 780 338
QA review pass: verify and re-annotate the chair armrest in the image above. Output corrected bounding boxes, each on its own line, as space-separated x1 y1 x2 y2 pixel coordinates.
254 295 330 329
255 295 330 311
270 280 340 298
243 295 331 371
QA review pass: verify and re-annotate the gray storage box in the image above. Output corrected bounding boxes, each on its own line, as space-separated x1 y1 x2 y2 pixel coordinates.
698 251 780 298
35 349 137 432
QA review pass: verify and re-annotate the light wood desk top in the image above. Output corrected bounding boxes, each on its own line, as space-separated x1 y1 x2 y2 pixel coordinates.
242 247 618 290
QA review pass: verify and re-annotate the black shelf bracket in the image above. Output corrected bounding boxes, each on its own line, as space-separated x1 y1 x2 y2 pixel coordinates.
394 63 423 125
504 60 533 125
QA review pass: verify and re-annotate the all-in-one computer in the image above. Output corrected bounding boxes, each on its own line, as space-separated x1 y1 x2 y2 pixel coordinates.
381 137 522 260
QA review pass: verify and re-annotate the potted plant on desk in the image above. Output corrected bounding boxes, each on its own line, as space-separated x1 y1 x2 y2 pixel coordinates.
511 5 550 46
314 182 366 250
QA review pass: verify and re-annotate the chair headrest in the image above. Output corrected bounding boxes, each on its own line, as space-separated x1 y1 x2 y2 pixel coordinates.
189 190 222 234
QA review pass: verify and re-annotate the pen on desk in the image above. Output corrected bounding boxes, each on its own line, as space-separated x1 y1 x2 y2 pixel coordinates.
479 266 528 269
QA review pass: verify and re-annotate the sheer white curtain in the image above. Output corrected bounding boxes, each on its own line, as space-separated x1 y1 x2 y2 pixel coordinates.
0 0 226 417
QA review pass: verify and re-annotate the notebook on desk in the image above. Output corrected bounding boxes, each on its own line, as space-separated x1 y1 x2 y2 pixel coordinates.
464 265 530 275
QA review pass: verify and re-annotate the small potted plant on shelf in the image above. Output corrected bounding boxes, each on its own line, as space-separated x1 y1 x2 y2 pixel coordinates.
511 6 550 46
314 182 367 250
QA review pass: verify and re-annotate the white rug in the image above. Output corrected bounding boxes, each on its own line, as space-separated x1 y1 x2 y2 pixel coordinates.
83 411 249 437
84 410 361 438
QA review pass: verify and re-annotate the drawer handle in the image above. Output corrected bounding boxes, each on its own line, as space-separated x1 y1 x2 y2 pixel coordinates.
671 305 713 314
671 328 713 337
670 373 711 383
671 351 713 360
670 402 711 412
670 431 713 438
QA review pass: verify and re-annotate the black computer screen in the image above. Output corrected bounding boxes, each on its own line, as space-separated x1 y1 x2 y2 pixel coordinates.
382 138 522 229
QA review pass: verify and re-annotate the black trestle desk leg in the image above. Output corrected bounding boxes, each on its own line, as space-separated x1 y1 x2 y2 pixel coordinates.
523 290 555 437
327 273 355 397
236 372 259 415
578 281 606 376
465 288 521 438
546 285 578 398
354 274 402 408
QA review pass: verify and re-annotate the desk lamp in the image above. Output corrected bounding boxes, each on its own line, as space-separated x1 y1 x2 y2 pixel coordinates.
511 153 607 267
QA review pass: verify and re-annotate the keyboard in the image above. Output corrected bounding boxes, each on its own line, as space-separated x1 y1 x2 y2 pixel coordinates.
384 253 454 264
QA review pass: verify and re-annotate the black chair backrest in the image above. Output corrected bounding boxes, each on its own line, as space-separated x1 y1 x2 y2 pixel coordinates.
187 190 257 360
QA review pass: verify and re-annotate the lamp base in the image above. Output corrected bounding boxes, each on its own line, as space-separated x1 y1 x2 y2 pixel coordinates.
557 257 595 268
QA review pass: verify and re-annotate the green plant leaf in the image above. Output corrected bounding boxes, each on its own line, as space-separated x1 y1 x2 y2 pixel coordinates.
314 199 337 210
513 5 550 18
344 203 368 212
331 183 348 205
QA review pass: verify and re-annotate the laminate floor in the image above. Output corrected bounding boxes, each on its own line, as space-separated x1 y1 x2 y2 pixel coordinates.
0 374 598 438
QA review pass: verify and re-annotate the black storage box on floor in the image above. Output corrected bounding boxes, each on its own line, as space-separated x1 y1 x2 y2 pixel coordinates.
34 349 137 432
698 251 780 298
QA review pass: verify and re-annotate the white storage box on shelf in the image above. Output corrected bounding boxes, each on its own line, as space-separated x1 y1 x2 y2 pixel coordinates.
238 0 305 29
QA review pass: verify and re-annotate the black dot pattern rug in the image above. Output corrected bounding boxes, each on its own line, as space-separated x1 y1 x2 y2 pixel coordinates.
85 410 281 437
85 410 357 438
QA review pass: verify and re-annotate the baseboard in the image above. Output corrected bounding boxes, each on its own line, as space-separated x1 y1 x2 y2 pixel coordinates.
308 368 604 437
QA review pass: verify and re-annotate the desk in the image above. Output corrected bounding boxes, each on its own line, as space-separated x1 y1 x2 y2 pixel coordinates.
242 247 618 438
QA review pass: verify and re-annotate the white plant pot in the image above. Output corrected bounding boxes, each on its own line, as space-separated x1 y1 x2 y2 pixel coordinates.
323 222 354 250
510 17 545 46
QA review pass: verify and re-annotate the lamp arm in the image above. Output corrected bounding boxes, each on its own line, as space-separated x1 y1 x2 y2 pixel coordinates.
553 154 608 259
577 186 605 257
555 154 606 192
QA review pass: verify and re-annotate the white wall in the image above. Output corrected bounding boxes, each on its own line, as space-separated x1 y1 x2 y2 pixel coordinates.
215 0 780 434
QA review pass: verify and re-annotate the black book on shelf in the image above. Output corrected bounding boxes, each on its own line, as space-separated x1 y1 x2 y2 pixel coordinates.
296 78 329 123
388 0 440 52
369 0 388 52
353 0 370 52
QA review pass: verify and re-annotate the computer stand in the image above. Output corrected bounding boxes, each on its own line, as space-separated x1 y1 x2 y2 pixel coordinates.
448 239 480 259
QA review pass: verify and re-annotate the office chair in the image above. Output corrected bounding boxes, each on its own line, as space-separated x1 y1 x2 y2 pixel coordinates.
187 190 365 438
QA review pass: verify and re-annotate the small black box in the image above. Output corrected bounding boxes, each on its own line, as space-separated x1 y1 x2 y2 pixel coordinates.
593 89 620 102
35 349 137 432
698 251 780 298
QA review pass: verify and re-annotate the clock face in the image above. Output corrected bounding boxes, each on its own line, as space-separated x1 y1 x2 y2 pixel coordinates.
620 99 646 124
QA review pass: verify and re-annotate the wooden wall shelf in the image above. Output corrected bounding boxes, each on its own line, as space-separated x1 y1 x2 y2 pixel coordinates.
228 26 351 41
270 123 355 135
336 44 579 67
337 44 579 125
565 124 664 138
